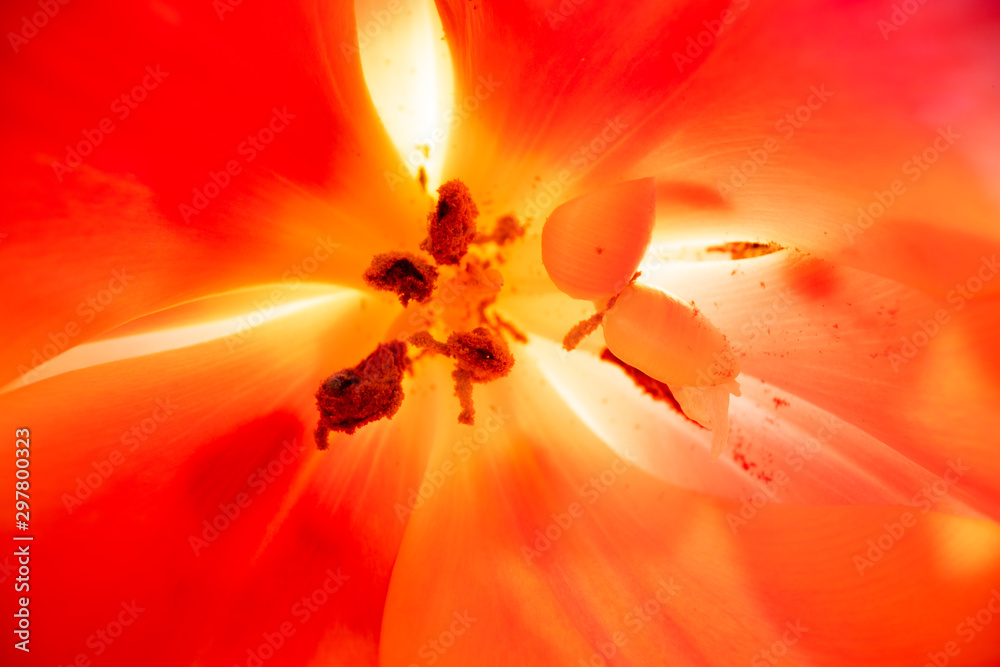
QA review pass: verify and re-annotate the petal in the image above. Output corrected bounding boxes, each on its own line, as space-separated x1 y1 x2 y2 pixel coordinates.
526 337 983 517
0 288 432 664
0 0 407 205
434 0 731 218
643 250 1000 518
0 0 430 386
613 0 1000 269
355 0 455 190
380 348 1000 666
524 337 750 497
496 235 1000 515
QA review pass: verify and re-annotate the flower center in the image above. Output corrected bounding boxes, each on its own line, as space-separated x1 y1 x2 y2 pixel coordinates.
314 179 524 448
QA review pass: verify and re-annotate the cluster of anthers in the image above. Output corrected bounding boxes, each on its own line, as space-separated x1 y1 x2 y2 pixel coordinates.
315 175 745 461
313 180 524 449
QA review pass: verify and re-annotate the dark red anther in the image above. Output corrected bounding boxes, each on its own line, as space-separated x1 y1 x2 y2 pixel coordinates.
314 341 409 448
420 179 479 266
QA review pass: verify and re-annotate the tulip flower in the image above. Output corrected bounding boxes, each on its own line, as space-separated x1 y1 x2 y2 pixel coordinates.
2 0 1000 665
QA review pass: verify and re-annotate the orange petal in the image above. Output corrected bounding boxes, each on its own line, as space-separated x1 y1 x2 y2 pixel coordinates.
0 289 436 665
381 351 1000 665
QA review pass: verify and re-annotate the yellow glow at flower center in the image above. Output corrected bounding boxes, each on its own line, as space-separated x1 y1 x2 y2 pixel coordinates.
355 0 454 192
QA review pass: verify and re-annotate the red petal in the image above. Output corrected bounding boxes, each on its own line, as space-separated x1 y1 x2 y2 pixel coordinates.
0 0 429 386
620 0 1000 266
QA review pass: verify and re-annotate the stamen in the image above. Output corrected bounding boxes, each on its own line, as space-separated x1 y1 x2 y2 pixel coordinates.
562 311 604 351
562 294 619 351
705 241 783 260
339 179 520 433
453 368 475 425
492 312 528 344
314 341 410 448
474 214 526 246
420 179 479 265
447 327 514 382
407 326 514 424
363 251 439 307
408 330 451 356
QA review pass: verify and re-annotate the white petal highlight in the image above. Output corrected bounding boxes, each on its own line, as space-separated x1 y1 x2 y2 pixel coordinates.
3 289 354 392
356 0 454 192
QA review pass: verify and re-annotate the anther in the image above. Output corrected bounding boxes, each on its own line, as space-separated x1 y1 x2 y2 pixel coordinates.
420 180 479 266
408 327 514 425
363 251 439 307
447 327 514 383
314 341 410 449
